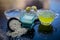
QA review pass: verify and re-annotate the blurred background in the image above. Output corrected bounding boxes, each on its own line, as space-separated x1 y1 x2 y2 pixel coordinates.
0 0 49 10
0 0 49 18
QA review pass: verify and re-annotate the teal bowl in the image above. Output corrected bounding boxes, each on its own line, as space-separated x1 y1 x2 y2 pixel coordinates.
20 13 36 29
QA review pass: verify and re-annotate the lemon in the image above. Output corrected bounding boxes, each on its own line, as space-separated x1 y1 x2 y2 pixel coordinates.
31 6 37 11
26 7 31 13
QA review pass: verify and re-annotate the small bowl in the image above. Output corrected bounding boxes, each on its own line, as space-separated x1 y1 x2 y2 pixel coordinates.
37 10 59 26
